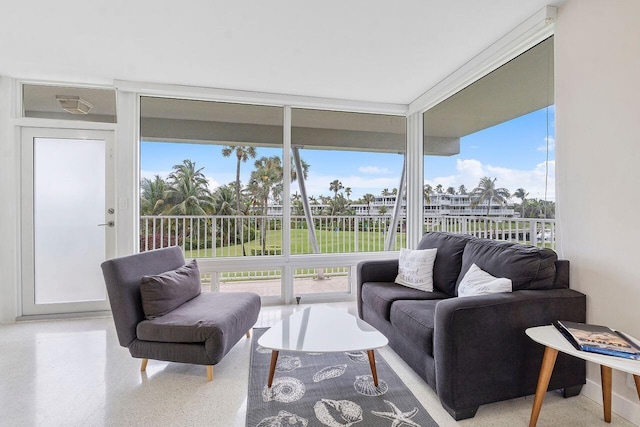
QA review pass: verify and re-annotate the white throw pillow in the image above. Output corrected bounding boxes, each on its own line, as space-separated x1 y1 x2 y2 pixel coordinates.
458 263 512 297
395 248 438 292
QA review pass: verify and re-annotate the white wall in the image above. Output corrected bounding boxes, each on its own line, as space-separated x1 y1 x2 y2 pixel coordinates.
556 0 640 423
0 76 19 323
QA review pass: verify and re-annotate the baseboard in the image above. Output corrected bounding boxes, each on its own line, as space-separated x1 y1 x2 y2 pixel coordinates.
582 378 640 426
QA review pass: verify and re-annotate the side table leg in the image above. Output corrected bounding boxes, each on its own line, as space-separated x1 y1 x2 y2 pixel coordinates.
529 346 558 427
367 350 379 387
267 350 279 388
633 375 640 401
601 365 612 423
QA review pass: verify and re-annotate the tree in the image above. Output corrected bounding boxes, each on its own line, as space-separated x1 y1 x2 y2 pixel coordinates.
378 205 389 215
325 193 353 216
221 145 257 216
212 184 236 216
469 176 510 216
458 185 467 195
391 188 398 195
513 188 529 218
248 156 283 253
164 160 214 215
345 187 352 200
381 188 390 196
423 184 432 204
140 175 167 215
330 179 344 200
362 193 375 216
435 184 444 194
446 186 456 195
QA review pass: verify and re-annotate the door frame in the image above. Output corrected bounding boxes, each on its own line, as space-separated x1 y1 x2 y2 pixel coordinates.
20 127 116 316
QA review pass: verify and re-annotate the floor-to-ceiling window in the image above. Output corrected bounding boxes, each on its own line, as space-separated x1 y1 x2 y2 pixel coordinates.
422 37 555 247
139 97 284 297
289 108 406 297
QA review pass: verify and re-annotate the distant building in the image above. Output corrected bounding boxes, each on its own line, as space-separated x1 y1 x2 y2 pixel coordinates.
268 193 515 217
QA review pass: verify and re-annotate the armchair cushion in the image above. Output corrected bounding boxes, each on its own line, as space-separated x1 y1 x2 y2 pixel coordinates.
140 259 201 319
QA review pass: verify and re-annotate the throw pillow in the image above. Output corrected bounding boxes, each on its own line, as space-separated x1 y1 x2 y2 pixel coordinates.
140 259 202 319
395 248 438 292
457 263 512 297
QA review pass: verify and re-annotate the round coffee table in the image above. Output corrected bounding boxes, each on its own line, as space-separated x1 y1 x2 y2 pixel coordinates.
258 305 389 388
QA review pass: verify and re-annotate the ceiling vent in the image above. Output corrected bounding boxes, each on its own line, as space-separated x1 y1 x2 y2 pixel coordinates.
56 95 93 114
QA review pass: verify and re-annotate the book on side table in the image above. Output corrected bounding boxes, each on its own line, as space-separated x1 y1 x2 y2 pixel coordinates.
553 320 640 360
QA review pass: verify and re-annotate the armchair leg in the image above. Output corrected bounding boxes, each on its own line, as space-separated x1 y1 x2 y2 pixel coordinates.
246 330 251 338
140 358 148 372
206 365 213 381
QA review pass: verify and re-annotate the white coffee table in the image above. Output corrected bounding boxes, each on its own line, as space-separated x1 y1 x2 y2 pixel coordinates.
526 325 640 426
258 305 389 388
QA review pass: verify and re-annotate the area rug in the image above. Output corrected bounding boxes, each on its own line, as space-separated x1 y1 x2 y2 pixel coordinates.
247 327 438 427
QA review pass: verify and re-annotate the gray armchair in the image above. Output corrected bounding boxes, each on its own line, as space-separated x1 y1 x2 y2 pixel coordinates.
101 246 261 381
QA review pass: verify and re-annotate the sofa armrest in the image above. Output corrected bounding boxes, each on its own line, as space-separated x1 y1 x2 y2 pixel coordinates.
433 288 586 412
356 259 399 318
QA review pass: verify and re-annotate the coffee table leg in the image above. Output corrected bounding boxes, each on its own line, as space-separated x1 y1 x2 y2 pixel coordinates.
267 350 279 388
367 350 379 387
634 375 640 400
529 346 558 427
601 365 612 423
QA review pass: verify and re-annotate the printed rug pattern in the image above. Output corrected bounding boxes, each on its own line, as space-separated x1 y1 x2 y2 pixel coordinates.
246 327 438 427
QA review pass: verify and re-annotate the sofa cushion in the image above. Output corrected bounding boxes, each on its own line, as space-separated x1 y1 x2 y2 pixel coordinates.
395 248 438 291
456 239 557 293
361 281 450 321
458 263 512 297
389 300 439 356
139 259 201 319
136 292 260 344
417 232 476 296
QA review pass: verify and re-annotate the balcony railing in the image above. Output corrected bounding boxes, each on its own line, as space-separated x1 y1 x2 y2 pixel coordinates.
140 214 554 284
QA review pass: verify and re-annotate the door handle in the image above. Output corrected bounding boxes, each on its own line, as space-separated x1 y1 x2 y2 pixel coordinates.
98 221 115 227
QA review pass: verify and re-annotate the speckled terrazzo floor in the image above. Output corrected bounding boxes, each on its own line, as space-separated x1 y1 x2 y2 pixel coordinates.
0 301 635 427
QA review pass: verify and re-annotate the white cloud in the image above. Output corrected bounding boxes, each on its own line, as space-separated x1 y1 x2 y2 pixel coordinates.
425 158 555 201
357 166 392 174
537 136 555 152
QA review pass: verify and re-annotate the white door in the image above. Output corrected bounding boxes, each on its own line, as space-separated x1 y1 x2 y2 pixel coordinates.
21 128 115 315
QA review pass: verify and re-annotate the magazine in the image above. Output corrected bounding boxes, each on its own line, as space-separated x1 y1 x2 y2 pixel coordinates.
553 320 640 360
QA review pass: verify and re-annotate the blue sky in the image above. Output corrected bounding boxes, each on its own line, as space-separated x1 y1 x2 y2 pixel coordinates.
141 106 555 201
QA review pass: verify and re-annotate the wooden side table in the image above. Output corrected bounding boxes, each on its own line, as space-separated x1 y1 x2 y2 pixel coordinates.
526 325 640 426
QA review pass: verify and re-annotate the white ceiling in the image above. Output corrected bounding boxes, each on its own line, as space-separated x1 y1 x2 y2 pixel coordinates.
0 0 559 104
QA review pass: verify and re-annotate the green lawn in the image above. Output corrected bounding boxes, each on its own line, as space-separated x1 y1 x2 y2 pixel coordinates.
183 228 406 258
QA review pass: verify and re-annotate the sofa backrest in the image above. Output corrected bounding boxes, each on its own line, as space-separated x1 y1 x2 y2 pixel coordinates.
417 232 475 296
455 238 558 294
101 246 186 347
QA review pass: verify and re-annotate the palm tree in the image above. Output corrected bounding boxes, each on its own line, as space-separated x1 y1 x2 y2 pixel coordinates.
164 160 214 215
435 184 444 194
391 188 398 195
140 175 167 215
381 188 390 196
378 205 389 215
329 179 344 200
446 186 456 195
469 177 510 216
212 184 236 216
248 156 284 253
345 187 352 200
458 185 467 195
221 145 257 216
423 184 432 204
513 188 529 218
362 193 375 216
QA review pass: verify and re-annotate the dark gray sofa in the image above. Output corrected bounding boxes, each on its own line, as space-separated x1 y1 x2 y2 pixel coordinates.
357 232 586 420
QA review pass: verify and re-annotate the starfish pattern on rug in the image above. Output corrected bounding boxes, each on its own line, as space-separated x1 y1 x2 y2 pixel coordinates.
371 399 421 427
